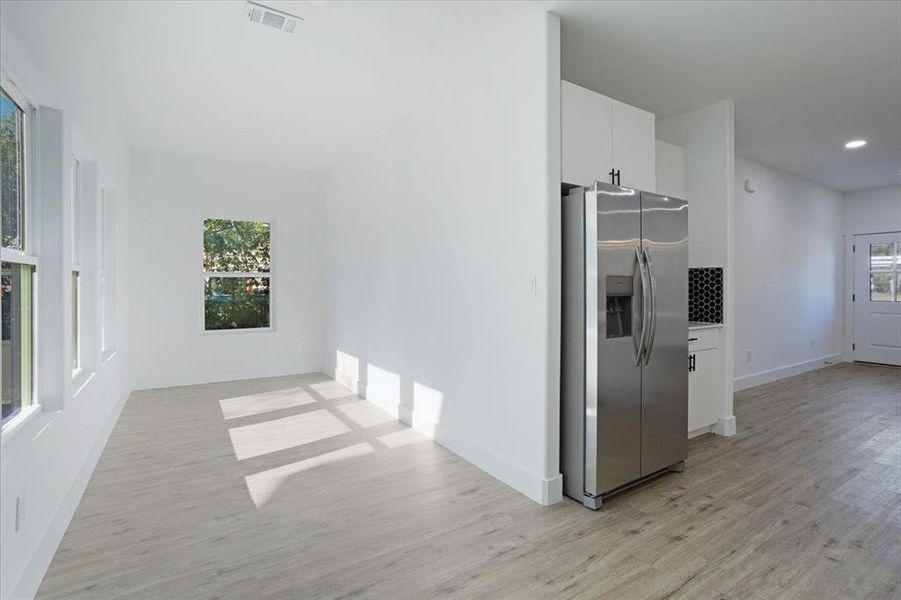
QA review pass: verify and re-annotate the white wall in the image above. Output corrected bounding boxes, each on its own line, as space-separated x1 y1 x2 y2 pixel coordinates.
321 11 561 505
655 139 685 198
841 184 901 360
0 28 132 600
843 185 901 235
733 157 844 390
129 149 324 390
657 101 736 435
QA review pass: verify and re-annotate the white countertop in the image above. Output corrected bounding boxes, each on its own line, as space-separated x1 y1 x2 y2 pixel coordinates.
689 321 724 330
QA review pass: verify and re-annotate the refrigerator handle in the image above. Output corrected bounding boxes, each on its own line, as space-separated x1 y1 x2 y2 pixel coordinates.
635 245 650 366
643 245 658 365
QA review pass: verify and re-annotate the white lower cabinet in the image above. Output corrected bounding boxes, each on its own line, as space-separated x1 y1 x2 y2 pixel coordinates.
688 330 722 436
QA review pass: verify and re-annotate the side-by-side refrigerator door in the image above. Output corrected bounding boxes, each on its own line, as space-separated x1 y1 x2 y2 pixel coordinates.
585 182 644 502
639 191 689 476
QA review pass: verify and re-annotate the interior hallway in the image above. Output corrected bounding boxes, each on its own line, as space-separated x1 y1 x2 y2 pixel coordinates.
37 363 901 600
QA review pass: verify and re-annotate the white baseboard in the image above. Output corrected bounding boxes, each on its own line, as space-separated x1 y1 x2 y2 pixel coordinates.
688 424 715 439
334 369 363 397
733 353 841 392
134 364 318 391
345 373 561 506
714 415 736 437
10 390 129 600
422 416 563 506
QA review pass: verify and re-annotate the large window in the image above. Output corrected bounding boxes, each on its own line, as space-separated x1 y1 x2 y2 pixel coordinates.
1 83 37 425
203 219 271 331
870 242 900 302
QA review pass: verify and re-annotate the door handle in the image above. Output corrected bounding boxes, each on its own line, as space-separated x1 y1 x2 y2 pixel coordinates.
635 245 650 366
642 246 657 365
688 353 696 372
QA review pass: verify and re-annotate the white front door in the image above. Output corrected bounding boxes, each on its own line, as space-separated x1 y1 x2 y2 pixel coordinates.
853 232 901 366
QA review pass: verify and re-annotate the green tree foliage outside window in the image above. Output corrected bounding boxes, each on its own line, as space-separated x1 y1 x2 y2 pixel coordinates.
1 87 26 250
203 219 271 330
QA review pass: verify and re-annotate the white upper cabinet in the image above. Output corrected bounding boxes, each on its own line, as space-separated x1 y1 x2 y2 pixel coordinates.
562 81 655 191
611 99 655 192
562 81 612 188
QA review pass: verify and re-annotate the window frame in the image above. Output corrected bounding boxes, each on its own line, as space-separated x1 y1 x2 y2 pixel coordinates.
68 156 84 376
0 75 37 263
100 188 116 361
1 71 40 433
200 217 275 334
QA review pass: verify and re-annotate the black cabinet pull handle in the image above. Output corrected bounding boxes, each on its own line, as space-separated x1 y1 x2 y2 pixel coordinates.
688 337 698 342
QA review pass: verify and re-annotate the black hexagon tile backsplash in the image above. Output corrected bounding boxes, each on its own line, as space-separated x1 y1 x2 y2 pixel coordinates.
688 267 724 324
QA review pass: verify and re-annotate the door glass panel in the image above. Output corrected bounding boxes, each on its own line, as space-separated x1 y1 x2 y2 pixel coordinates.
870 272 893 302
869 243 893 271
868 242 899 302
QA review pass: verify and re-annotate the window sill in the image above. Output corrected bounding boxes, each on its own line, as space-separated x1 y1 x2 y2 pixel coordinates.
101 349 118 366
1 404 42 447
72 370 96 398
200 326 275 335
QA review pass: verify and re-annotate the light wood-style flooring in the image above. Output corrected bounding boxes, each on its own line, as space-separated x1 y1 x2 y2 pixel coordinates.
37 363 901 599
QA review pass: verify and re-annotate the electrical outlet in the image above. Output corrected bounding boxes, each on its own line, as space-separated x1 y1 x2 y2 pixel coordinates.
746 349 752 362
810 338 815 349
295 340 303 352
529 276 538 298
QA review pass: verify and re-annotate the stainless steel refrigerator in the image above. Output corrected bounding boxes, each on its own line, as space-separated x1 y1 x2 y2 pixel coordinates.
562 181 688 509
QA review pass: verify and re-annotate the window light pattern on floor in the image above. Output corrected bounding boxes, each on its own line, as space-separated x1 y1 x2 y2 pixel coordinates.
218 354 435 509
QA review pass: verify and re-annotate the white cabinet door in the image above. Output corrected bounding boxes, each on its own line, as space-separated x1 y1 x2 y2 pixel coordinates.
688 347 720 433
562 81 612 187
612 99 656 192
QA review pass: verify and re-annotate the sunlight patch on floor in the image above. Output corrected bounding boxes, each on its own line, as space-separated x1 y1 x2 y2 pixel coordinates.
245 442 376 508
336 400 395 428
219 388 317 420
309 380 356 400
228 410 351 460
377 428 430 448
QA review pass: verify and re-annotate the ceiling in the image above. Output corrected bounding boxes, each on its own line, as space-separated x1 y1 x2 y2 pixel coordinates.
1 1 898 191
557 0 901 192
0 0 539 172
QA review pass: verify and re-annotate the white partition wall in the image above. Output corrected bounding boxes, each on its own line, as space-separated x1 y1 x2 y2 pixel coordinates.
657 101 737 436
320 10 563 505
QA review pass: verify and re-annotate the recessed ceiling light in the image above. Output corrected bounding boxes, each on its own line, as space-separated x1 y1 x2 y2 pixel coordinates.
844 139 867 149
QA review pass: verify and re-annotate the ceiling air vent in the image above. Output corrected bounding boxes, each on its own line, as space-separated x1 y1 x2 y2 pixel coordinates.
245 1 301 34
